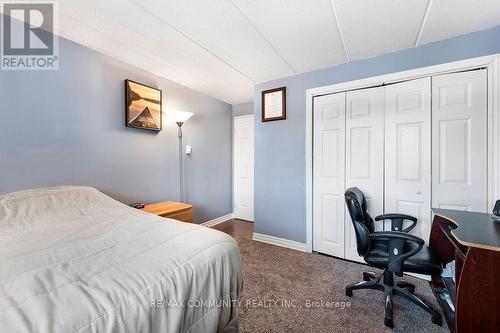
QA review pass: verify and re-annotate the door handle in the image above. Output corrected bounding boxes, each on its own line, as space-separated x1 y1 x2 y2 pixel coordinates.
416 190 422 195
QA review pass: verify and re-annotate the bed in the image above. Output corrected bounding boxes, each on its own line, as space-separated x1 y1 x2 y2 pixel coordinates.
0 186 242 333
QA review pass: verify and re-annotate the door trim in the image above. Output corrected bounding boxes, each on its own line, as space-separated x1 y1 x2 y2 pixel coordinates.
233 114 254 221
305 54 500 253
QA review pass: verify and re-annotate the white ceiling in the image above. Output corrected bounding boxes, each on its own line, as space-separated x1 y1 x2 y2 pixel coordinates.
17 1 500 104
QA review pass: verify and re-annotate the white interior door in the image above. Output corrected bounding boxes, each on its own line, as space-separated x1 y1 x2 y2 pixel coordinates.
313 92 346 257
344 86 385 262
233 115 254 221
432 70 488 213
385 78 432 240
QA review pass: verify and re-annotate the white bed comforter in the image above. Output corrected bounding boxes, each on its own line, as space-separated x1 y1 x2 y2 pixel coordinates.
0 187 242 333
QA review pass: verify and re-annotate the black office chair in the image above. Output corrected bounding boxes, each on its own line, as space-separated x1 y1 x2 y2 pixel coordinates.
344 187 443 328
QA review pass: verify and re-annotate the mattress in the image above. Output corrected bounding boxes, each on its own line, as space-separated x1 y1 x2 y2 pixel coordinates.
0 186 242 333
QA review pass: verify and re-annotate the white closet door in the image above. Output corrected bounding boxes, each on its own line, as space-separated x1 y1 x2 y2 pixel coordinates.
385 78 432 240
313 93 346 257
432 70 488 212
344 87 385 262
233 115 255 221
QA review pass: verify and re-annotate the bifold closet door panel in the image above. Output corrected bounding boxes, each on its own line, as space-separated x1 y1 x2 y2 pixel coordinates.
344 86 385 262
432 70 488 212
313 93 346 257
385 78 432 240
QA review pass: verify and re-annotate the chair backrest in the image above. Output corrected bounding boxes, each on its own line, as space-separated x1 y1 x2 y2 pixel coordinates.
344 187 375 256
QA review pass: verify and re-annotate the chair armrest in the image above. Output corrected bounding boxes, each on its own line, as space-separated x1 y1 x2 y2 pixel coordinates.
374 213 417 233
370 231 423 244
370 231 424 274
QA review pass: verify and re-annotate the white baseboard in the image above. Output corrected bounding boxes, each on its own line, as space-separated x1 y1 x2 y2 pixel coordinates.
201 213 233 227
406 272 431 281
252 232 307 252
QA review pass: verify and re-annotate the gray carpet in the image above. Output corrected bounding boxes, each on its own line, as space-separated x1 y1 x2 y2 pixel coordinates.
234 236 448 333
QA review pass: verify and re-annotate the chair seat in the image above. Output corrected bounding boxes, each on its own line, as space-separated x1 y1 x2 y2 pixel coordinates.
365 240 443 275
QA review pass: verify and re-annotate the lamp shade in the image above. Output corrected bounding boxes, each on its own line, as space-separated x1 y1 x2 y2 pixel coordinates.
170 111 194 123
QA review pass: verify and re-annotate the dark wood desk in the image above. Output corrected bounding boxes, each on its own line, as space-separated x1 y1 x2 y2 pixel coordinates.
429 209 500 333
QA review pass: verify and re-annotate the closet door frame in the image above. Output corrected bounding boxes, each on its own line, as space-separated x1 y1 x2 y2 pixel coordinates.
306 54 500 253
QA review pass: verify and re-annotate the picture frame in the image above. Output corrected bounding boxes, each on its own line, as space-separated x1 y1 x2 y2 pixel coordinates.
261 86 286 122
125 79 162 131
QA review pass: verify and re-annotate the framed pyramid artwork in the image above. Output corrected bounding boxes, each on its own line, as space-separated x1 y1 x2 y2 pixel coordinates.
125 80 162 131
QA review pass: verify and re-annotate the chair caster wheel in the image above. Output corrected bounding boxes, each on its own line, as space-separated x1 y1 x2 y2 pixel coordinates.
384 318 394 328
362 272 372 281
345 289 353 297
431 316 442 326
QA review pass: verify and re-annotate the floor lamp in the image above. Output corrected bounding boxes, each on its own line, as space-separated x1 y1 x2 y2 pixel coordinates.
170 111 194 203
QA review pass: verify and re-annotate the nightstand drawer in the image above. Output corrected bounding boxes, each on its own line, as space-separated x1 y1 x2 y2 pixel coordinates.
160 208 193 223
141 201 193 223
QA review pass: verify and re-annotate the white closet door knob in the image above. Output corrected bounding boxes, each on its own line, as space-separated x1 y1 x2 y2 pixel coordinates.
416 190 422 194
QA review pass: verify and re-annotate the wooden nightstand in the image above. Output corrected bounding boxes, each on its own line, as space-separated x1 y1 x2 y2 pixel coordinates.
141 201 193 223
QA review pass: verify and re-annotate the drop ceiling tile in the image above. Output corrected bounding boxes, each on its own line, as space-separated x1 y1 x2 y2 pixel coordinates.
232 0 347 74
131 0 294 83
58 0 255 104
334 0 428 61
418 0 500 45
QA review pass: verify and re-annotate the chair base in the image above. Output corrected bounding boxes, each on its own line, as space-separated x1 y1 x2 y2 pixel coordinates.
346 270 442 329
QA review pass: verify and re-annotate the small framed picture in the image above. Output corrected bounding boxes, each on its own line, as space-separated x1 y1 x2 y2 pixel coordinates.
262 87 286 122
125 80 162 131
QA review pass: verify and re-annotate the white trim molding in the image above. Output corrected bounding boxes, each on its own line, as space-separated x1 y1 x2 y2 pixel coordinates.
487 56 500 210
252 233 307 252
201 213 233 227
233 114 254 119
406 272 431 281
305 54 500 254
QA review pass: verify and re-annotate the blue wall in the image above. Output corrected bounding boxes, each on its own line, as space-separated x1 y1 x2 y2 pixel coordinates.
254 26 500 243
0 31 233 224
232 102 254 117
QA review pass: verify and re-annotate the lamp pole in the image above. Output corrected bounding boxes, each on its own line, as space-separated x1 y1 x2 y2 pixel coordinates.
176 121 185 203
171 111 193 203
